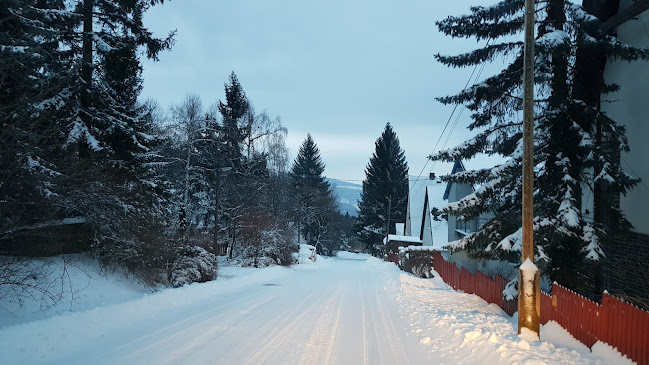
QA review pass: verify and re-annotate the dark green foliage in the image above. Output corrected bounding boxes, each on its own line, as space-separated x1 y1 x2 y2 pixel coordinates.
356 123 409 249
290 135 338 252
218 71 250 169
432 0 649 287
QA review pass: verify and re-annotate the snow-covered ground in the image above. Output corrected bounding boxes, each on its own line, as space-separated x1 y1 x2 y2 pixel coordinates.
0 253 631 364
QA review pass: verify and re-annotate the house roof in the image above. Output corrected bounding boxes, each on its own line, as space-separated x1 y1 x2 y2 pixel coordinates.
420 185 450 248
383 234 422 245
408 177 441 237
443 160 467 201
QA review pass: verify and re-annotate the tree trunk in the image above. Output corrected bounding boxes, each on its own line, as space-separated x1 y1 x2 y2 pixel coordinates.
82 0 93 106
79 0 93 158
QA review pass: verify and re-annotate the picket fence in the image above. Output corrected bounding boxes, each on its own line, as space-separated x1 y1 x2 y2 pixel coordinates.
428 251 649 365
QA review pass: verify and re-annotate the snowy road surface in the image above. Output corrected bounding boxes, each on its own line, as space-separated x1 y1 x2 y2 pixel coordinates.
1 253 630 364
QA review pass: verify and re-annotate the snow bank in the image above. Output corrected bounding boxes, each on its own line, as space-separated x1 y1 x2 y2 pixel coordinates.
0 255 149 328
294 244 317 264
397 271 632 364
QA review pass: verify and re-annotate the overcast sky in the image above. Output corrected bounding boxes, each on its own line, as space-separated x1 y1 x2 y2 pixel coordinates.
140 0 506 182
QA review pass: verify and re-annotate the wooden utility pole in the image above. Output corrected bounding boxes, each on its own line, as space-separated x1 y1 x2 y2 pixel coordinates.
385 196 392 255
518 0 541 338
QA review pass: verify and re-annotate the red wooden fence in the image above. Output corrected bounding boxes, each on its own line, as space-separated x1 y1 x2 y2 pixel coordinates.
430 251 649 365
385 253 399 264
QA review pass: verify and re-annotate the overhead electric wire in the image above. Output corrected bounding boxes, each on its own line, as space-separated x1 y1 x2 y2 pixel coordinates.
408 39 492 201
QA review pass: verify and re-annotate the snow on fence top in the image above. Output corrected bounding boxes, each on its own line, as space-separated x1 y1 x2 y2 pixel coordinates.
398 246 436 252
383 234 423 244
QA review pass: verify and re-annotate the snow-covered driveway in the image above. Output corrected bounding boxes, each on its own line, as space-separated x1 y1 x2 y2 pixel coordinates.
0 253 630 364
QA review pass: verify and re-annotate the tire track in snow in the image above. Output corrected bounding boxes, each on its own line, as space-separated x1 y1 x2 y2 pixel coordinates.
298 287 344 365
359 280 369 365
225 290 319 365
322 293 344 364
376 290 411 364
105 289 278 364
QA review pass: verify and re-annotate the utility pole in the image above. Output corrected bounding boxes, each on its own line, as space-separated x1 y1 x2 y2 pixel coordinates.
385 196 392 256
518 0 541 338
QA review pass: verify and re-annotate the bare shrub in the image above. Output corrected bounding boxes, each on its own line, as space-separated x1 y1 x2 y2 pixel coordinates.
411 263 431 279
0 255 89 312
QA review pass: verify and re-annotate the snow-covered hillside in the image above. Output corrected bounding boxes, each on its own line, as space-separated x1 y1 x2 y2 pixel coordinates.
328 178 362 216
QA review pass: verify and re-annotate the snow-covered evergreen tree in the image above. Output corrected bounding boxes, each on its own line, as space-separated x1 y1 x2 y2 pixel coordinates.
1 0 181 280
0 1 77 239
432 0 649 287
290 135 337 251
356 123 409 250
218 71 250 170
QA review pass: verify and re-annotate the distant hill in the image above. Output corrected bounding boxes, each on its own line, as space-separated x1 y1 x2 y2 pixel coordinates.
327 178 362 217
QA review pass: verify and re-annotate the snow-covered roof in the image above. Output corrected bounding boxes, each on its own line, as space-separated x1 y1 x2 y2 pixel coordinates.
424 185 450 248
408 177 443 237
383 234 423 244
398 246 437 252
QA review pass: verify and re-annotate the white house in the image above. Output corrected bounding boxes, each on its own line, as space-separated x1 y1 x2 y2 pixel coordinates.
404 175 446 246
577 0 649 303
441 160 512 276
598 0 649 236
405 175 434 237
443 160 493 243
419 185 449 248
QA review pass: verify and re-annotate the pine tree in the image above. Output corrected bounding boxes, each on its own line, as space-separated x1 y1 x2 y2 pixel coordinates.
218 71 250 170
290 135 337 251
432 0 649 287
0 0 175 255
1 0 72 237
356 123 409 250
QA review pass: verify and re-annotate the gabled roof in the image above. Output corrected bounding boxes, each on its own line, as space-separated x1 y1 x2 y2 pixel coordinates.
407 177 439 237
420 184 449 243
443 160 467 201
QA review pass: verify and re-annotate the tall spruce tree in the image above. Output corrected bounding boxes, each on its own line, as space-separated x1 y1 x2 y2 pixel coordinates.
1 0 72 237
0 0 174 254
432 0 649 289
290 134 337 251
356 123 409 250
218 71 250 170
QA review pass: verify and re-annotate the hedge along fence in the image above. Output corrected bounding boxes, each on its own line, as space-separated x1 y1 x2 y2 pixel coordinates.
431 251 517 316
398 246 435 278
427 250 649 365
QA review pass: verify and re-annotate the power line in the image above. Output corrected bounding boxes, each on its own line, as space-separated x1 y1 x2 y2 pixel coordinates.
622 156 649 194
409 39 492 199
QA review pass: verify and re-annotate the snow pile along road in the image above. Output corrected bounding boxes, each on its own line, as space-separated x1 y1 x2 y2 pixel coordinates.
397 271 633 364
0 252 632 364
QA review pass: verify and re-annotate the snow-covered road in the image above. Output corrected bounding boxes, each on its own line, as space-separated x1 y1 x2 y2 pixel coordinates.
96 255 429 365
0 252 631 364
1 254 430 364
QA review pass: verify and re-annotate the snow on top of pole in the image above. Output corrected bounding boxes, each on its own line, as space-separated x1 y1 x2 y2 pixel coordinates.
519 258 538 274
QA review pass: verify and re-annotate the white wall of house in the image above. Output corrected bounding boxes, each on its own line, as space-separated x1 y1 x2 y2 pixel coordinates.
405 206 412 236
447 181 475 242
601 4 649 235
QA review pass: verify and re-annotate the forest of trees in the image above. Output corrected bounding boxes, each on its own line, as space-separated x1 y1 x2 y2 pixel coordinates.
0 1 351 293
